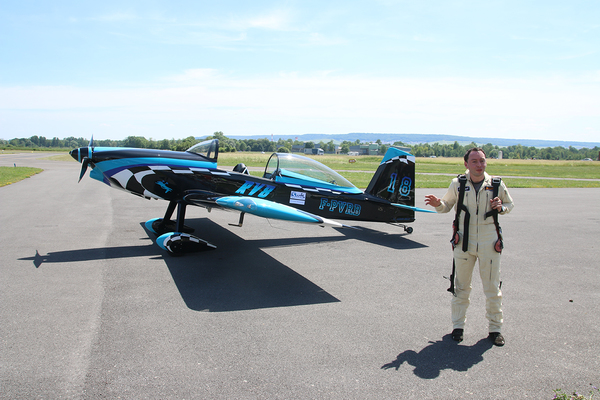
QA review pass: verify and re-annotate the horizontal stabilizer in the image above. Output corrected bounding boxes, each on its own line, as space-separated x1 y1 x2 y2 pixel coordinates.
391 203 436 213
215 196 345 227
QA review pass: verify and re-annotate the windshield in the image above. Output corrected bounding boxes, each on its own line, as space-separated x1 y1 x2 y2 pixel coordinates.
264 153 358 191
187 139 219 161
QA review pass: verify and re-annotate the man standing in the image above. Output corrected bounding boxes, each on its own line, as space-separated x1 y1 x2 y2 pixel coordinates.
425 148 514 346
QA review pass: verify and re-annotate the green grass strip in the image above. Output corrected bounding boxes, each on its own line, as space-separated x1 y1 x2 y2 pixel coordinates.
0 166 43 187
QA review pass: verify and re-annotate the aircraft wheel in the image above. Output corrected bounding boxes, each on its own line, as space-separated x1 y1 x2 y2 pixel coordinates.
167 239 186 257
146 218 195 235
405 226 414 234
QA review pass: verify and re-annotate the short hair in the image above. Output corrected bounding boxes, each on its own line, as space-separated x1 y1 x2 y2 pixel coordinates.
464 147 486 162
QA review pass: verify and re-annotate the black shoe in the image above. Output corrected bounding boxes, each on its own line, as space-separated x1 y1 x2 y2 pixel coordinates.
489 332 505 346
451 329 464 342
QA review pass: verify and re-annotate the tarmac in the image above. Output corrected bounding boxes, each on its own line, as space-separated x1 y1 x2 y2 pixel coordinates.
1 152 599 399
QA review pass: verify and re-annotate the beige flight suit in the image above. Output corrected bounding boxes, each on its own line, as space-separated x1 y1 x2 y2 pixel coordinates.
435 171 514 333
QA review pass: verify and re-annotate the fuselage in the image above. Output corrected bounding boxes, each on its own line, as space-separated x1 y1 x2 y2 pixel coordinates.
70 145 415 224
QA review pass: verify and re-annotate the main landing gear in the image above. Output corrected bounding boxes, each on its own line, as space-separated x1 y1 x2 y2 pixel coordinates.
145 200 216 256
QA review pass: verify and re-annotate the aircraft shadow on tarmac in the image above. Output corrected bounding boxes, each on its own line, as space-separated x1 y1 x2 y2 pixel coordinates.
25 244 160 268
381 334 494 379
333 225 427 250
21 218 426 313
153 218 424 312
155 218 342 312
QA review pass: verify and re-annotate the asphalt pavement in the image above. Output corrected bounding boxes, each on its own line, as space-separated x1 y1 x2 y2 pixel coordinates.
1 152 599 399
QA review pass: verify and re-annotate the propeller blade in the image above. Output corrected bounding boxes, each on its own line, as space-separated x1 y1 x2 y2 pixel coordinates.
78 157 90 182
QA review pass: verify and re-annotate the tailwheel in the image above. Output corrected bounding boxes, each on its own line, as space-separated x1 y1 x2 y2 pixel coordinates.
157 232 216 256
388 222 414 234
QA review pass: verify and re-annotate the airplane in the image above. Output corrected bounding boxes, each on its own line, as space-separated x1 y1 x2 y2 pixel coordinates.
70 138 434 256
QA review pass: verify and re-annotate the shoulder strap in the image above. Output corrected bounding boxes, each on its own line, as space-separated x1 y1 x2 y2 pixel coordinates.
486 177 504 253
485 177 502 220
453 174 468 227
492 176 501 197
451 175 469 252
448 174 468 295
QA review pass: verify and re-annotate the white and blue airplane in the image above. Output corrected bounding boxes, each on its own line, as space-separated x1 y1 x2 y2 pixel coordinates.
71 139 433 255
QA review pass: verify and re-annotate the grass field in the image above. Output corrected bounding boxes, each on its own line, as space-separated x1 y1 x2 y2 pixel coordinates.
0 166 43 187
223 152 600 188
2 151 599 188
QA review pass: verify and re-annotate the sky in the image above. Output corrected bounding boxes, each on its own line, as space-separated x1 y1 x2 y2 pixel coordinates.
1 0 599 143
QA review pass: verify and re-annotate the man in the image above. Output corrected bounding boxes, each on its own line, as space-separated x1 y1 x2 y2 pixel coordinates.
425 148 514 346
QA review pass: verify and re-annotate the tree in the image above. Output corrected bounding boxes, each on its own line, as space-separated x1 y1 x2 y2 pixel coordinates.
158 139 171 150
123 136 149 149
174 136 198 151
326 140 335 153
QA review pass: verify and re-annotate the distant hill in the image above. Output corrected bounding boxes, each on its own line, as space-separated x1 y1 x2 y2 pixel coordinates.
226 133 600 149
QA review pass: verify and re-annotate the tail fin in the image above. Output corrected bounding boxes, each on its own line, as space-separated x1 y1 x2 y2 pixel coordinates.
366 147 416 206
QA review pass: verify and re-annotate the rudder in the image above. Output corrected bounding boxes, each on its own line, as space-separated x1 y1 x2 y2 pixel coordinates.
366 147 416 206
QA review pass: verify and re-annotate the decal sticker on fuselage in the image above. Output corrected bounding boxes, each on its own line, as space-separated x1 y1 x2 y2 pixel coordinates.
387 173 397 193
290 191 306 205
399 177 412 197
235 180 276 198
157 180 172 193
318 199 361 216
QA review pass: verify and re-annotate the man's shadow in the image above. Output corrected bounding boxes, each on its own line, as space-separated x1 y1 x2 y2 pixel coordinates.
381 334 493 379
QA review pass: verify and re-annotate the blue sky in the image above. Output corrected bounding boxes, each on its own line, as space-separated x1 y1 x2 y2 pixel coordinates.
1 0 599 142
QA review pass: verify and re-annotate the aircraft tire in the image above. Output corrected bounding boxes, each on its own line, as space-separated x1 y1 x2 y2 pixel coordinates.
146 218 194 235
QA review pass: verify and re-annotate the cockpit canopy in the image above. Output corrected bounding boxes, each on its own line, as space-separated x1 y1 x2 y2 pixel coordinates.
264 153 361 193
187 139 219 162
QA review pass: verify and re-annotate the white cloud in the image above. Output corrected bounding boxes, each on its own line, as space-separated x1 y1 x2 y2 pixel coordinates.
93 12 139 22
247 9 291 30
224 9 295 32
166 69 221 83
1 73 599 142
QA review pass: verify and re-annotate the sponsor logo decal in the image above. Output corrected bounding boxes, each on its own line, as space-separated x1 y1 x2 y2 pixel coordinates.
290 191 306 205
319 199 361 216
235 181 276 198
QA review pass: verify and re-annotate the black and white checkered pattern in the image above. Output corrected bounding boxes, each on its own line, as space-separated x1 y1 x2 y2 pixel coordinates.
109 165 230 199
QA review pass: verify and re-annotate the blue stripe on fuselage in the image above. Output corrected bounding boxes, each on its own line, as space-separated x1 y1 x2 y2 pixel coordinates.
91 154 217 178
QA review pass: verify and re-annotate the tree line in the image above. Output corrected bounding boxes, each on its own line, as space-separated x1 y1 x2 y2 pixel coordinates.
408 141 599 160
2 132 598 160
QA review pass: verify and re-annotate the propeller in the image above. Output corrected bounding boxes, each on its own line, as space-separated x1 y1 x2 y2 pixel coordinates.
78 157 91 182
72 136 94 183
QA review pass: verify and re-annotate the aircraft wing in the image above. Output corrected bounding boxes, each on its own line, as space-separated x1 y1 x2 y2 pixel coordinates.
215 196 352 228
